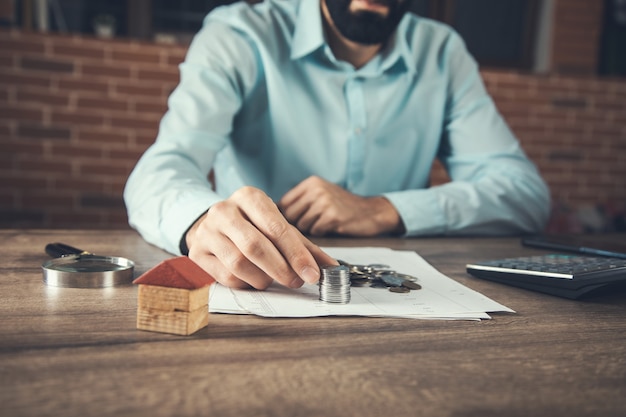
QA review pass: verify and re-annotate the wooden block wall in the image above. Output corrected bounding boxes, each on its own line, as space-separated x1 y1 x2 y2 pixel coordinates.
1 23 625 231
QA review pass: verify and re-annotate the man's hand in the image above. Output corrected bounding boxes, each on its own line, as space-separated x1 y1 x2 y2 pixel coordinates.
186 186 337 290
278 176 404 237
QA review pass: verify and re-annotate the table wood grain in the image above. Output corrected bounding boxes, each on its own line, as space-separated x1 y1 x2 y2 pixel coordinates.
1 230 625 417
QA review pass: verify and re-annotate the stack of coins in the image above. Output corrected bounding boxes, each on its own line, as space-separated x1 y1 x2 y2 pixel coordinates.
319 265 351 304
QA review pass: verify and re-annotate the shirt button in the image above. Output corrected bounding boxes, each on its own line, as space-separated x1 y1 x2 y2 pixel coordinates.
354 127 362 135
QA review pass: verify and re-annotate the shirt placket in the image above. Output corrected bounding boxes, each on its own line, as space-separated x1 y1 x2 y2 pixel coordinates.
344 75 367 192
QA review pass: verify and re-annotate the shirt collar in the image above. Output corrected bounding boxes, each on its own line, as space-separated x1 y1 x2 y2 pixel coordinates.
290 0 326 61
291 0 417 76
378 17 417 76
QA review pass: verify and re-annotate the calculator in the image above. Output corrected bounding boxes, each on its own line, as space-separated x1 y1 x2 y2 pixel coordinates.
466 254 626 299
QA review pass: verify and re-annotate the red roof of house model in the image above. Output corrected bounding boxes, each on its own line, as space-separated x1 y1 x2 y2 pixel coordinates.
133 256 215 289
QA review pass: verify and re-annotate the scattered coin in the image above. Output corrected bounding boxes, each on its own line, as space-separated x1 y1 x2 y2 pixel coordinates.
402 280 422 290
379 273 405 287
337 260 422 293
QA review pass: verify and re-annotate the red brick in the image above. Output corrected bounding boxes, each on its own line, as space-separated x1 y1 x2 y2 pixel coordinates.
593 98 625 112
78 161 133 177
0 104 44 123
0 71 50 88
76 96 130 112
22 191 77 207
134 131 157 146
20 57 75 73
57 77 109 95
49 142 104 159
81 62 132 79
16 89 71 107
0 37 46 55
47 211 108 228
0 87 8 103
80 193 125 208
111 49 161 65
0 173 48 190
162 84 177 97
76 128 131 145
52 177 107 193
109 115 159 131
551 124 590 136
0 189 17 205
0 122 12 138
17 124 71 140
591 125 624 137
133 100 167 115
51 43 107 60
608 136 626 149
105 213 132 228
565 112 610 125
525 113 571 128
107 147 144 162
550 97 588 109
0 52 15 68
105 180 129 196
0 209 46 227
18 158 74 175
112 80 163 97
166 50 187 67
488 78 539 93
136 68 179 83
51 110 106 127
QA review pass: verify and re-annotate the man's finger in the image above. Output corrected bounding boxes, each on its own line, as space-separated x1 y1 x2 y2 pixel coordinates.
247 212 321 284
278 179 309 207
301 238 339 267
228 187 315 286
232 190 320 284
190 229 275 290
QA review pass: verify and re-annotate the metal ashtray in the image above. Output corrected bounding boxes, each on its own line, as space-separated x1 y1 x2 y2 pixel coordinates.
42 242 135 288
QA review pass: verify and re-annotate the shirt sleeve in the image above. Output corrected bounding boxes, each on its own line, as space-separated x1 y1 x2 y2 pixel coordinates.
123 21 260 254
384 32 551 236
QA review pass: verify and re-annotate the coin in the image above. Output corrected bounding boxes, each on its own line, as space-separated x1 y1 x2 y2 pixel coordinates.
402 280 422 290
319 265 351 304
338 260 422 294
389 286 410 293
394 273 419 282
379 273 405 287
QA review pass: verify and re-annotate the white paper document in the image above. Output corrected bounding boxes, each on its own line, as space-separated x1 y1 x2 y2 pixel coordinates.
209 247 514 321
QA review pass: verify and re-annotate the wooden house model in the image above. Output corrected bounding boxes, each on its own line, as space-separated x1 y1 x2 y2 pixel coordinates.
133 256 215 336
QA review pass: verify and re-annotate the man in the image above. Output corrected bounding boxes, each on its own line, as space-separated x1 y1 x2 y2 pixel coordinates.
124 0 551 291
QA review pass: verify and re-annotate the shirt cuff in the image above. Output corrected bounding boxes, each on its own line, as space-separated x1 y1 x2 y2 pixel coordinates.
383 189 446 237
178 210 210 255
161 192 222 255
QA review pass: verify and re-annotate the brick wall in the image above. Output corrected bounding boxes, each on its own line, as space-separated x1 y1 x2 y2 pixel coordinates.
551 0 605 75
0 29 183 228
482 70 626 232
1 26 625 232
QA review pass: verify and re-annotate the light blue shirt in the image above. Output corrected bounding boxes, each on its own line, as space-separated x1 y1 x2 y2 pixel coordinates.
124 0 551 255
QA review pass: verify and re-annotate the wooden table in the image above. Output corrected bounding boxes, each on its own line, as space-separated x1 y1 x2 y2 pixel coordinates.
1 229 625 417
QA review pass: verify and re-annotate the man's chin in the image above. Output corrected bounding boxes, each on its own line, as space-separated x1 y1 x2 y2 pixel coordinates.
326 0 409 45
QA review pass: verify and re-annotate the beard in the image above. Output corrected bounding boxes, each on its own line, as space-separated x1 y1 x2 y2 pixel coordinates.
325 0 411 45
